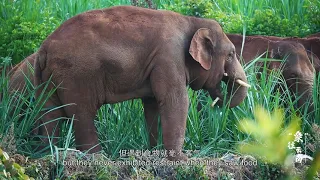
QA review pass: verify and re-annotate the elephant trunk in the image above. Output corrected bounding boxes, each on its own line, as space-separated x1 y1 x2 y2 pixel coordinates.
225 59 249 107
297 84 314 113
210 58 249 108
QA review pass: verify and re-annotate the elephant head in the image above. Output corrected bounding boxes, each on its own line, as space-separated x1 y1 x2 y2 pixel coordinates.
306 32 320 38
188 29 250 108
227 34 315 112
296 37 320 74
270 41 315 111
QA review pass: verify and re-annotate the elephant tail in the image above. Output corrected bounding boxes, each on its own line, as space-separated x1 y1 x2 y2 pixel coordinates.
34 49 47 88
33 50 47 136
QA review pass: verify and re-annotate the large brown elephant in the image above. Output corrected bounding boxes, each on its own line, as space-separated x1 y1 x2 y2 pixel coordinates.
34 6 249 160
227 34 314 111
242 34 320 72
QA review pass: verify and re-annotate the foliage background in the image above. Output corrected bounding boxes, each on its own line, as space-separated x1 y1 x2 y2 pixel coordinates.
0 0 319 179
1 0 319 64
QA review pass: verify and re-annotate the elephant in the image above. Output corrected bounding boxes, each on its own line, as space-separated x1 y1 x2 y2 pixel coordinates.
306 32 320 38
242 35 320 73
226 34 315 111
34 6 250 160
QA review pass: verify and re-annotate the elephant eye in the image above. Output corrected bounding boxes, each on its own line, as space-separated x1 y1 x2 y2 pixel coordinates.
228 51 234 57
290 73 297 78
227 51 234 62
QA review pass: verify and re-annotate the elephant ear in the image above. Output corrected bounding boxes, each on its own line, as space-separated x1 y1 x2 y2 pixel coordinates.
268 47 286 70
307 51 320 71
189 28 216 70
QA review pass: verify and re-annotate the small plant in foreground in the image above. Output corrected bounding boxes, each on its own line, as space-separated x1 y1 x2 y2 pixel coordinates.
175 164 208 180
238 106 300 165
238 106 320 179
0 148 34 179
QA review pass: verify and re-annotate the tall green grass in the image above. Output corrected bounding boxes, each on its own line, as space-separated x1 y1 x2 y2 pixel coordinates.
212 0 306 20
0 0 310 21
1 0 132 22
0 2 319 179
0 0 319 158
1 53 317 160
0 60 70 157
1 0 317 65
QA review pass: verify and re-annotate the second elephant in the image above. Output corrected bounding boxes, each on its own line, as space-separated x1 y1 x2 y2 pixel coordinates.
228 34 314 111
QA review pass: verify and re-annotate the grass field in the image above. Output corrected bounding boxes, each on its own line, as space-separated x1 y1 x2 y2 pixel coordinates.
0 0 319 179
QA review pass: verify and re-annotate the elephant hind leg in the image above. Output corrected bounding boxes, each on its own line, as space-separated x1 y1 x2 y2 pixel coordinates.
63 104 102 153
53 74 103 153
34 98 65 151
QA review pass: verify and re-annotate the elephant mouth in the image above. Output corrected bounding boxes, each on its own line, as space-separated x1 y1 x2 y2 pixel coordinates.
222 73 251 88
210 73 250 107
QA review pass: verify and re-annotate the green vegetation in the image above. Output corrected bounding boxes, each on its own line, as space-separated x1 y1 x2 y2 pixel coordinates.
166 0 320 36
0 0 319 179
1 0 319 64
0 148 33 179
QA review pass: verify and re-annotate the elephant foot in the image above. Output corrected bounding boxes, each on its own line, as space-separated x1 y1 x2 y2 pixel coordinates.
167 152 188 161
77 144 102 154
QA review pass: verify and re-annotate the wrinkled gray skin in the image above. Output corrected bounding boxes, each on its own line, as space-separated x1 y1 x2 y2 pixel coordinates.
227 34 315 112
35 6 249 160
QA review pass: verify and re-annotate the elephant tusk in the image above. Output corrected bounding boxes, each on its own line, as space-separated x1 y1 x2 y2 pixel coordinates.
211 97 220 108
223 73 228 76
236 79 251 88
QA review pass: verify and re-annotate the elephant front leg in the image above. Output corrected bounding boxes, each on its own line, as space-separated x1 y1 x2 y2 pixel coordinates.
74 110 102 153
142 97 159 148
150 67 189 161
158 93 189 161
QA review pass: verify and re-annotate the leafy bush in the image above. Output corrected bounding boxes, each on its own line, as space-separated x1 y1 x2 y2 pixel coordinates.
0 7 60 65
305 0 320 33
206 11 245 34
246 9 310 37
165 0 214 18
165 0 244 33
165 0 320 37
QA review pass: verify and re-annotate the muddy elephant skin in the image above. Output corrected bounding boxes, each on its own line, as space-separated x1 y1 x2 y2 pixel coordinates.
227 34 315 111
34 6 249 160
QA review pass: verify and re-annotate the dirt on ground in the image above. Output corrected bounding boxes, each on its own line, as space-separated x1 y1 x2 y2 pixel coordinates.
1 124 318 179
3 149 260 179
